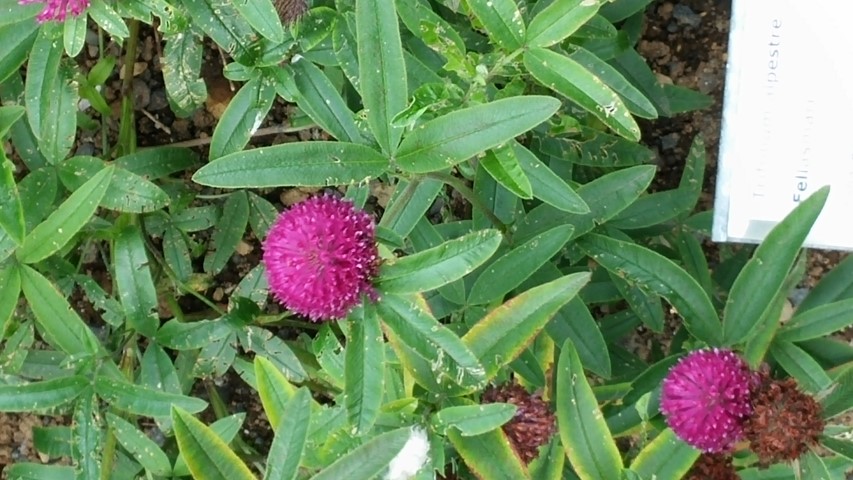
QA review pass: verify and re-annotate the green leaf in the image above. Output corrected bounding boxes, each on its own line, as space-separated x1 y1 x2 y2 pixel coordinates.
568 45 657 119
799 450 832 480
182 0 256 64
0 0 40 26
193 141 389 188
344 303 384 434
0 375 88 412
3 464 75 479
722 186 830 345
204 191 249 274
396 96 560 174
431 403 516 436
240 326 307 382
448 428 529 480
469 224 574 305
88 0 129 38
463 272 590 380
264 388 311 480
356 0 407 153
629 428 699 479
578 234 722 345
468 0 525 50
610 271 665 332
162 31 207 117
480 145 533 199
0 104 26 137
556 339 623 480
514 142 589 214
0 154 25 244
71 393 101 480
155 319 232 350
311 427 417 480
379 229 501 294
115 147 198 179
59 156 170 213
769 341 833 394
17 165 113 263
546 294 611 379
63 13 87 57
95 376 208 417
163 225 192 282
822 366 853 419
798 255 853 312
378 294 487 390
0 264 20 335
210 76 276 159
107 413 172 476
19 265 100 356
291 59 362 143
0 20 38 85
527 0 605 48
821 436 853 461
379 178 445 240
233 0 284 42
172 414 247 477
525 48 640 141
114 224 159 337
777 299 853 342
172 407 256 480
25 25 78 163
254 356 299 428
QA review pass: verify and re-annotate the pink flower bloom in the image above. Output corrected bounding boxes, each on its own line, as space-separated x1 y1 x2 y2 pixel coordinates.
19 0 89 22
262 195 378 321
660 348 755 453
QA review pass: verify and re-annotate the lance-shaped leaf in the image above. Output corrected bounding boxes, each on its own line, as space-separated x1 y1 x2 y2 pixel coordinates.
162 31 207 117
463 272 590 380
114 224 159 337
312 427 416 480
264 388 311 480
396 96 560 173
193 142 389 188
0 375 88 412
172 406 255 480
0 153 24 244
448 428 529 480
108 413 172 476
526 0 605 48
431 403 516 436
344 303 384 434
210 76 276 160
96 377 207 417
291 58 362 143
629 428 699 479
468 0 525 51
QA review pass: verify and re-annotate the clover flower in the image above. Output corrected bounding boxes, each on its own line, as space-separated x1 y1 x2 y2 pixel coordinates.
482 382 556 463
262 195 378 321
660 348 755 453
19 0 89 22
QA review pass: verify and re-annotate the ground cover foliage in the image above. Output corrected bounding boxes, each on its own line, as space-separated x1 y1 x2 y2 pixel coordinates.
1 0 852 478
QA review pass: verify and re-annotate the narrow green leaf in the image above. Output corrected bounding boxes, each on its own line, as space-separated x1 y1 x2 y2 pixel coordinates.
17 166 113 263
96 377 207 417
396 96 560 174
469 224 574 305
210 76 276 159
155 319 232 350
193 141 389 188
379 229 502 294
798 255 853 312
163 225 192 282
0 155 25 244
448 428 529 479
291 58 363 143
344 303 384 434
172 407 255 480
723 186 830 345
162 31 207 117
107 413 172 476
431 403 516 436
468 0 525 50
778 299 853 342
568 45 657 118
63 13 87 57
0 104 26 137
115 147 198 179
172 414 247 477
821 366 853 419
546 296 611 378
240 326 307 382
821 436 853 461
527 0 605 48
233 0 284 42
525 48 639 141
578 234 722 345
556 339 623 480
58 156 171 213
311 427 417 480
204 191 249 274
463 272 590 380
3 464 75 479
0 0 40 27
72 393 101 480
378 178 444 239
0 20 38 86
115 224 159 337
254 356 298 427
182 0 256 64
20 265 100 356
610 272 665 332
480 145 533 199
514 142 589 214
0 264 20 335
356 0 407 153
799 450 833 480
769 341 833 394
88 0 129 38
378 294 487 390
629 428 699 479
0 375 88 412
264 388 311 480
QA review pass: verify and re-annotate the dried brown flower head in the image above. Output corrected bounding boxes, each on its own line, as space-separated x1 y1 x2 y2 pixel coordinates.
685 453 739 480
482 382 556 464
743 373 825 466
274 0 308 24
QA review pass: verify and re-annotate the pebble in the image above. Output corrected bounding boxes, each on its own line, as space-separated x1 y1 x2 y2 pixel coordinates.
75 142 96 156
148 89 169 111
673 5 702 28
660 132 680 151
132 78 150 110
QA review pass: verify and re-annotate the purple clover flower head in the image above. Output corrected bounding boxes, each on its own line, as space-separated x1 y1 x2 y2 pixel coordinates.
19 0 89 22
660 348 755 453
262 195 378 321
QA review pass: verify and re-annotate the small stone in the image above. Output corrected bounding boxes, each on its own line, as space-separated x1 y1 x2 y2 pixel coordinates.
660 132 680 151
673 4 702 28
657 2 674 20
75 142 96 157
85 30 99 46
132 78 150 110
148 89 169 111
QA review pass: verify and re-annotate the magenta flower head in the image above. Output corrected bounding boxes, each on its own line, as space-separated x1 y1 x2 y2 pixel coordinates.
262 195 378 321
19 0 89 22
660 348 755 453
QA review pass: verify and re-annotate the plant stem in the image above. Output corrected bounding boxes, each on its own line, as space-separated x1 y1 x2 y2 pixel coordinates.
117 20 140 156
426 172 508 233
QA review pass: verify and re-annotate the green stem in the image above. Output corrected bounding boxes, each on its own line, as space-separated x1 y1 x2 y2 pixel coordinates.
426 172 508 233
117 20 140 156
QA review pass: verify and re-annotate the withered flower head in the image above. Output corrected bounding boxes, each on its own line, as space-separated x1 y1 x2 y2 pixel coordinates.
743 372 825 466
482 382 555 464
686 453 739 480
274 0 308 24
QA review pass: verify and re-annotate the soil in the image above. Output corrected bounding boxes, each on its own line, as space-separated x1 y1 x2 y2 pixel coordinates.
2 0 850 476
